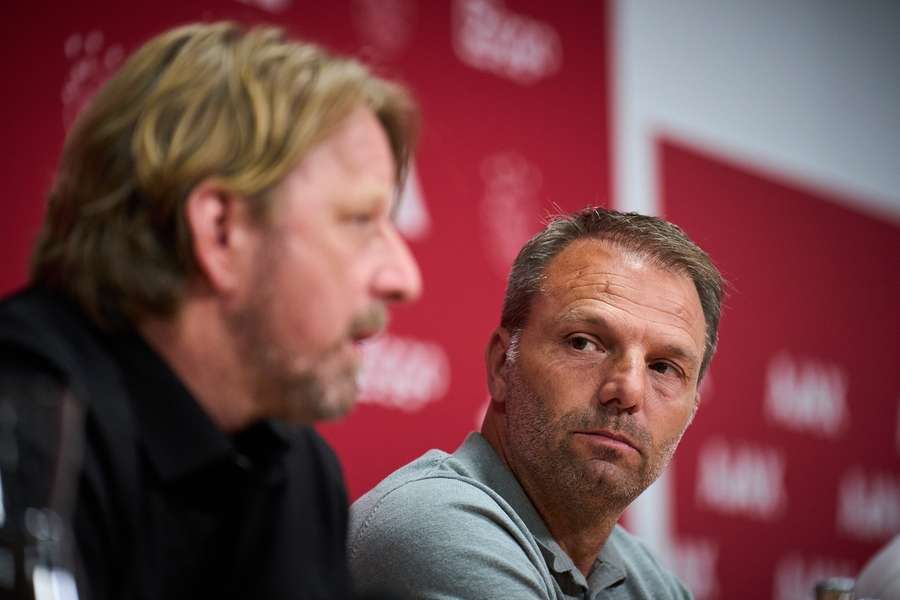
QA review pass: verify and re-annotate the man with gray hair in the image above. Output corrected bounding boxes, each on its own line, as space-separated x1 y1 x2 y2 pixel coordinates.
0 21 420 599
349 207 724 599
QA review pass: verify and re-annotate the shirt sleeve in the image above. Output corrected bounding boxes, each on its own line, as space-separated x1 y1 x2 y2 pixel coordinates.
349 476 557 600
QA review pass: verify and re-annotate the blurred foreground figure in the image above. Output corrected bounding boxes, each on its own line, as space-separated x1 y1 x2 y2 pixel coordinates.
854 534 900 600
350 207 724 599
0 21 420 599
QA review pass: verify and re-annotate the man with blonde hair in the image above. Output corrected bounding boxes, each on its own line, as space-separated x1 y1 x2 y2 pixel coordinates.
0 21 420 599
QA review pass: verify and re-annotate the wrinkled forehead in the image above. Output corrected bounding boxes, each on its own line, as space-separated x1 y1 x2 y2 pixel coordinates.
544 238 644 278
538 238 706 343
540 237 685 291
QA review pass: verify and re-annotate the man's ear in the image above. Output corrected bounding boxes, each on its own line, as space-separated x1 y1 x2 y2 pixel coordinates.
185 178 257 296
485 327 512 409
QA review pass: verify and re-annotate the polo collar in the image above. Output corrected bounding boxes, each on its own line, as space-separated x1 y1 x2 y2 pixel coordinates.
457 433 627 592
108 329 289 483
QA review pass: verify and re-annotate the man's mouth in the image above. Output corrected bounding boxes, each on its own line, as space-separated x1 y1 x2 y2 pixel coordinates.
574 429 641 455
349 303 388 344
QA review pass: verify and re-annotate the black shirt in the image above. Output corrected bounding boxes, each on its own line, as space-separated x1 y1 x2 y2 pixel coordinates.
0 288 353 599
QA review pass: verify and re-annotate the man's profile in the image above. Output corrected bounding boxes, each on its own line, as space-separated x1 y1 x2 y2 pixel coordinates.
0 21 420 599
349 207 724 599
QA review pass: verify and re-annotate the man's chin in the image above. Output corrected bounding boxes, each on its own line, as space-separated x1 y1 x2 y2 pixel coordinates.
301 343 365 418
301 371 361 423
587 461 653 506
314 384 359 422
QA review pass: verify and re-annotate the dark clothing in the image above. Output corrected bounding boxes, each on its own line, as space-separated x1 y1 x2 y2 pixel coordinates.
0 287 352 599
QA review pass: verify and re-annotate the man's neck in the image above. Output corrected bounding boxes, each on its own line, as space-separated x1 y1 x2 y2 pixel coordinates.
138 297 258 433
512 457 621 576
541 503 619 577
481 412 622 577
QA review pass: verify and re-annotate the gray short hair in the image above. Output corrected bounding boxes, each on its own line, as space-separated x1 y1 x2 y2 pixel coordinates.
500 207 725 378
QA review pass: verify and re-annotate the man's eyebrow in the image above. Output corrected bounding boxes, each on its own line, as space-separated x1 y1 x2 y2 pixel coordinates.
349 184 394 214
656 343 700 366
382 183 402 220
558 309 608 327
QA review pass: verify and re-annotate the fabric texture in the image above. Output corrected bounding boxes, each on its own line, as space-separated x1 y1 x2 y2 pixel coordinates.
349 432 692 600
854 535 900 600
0 287 352 600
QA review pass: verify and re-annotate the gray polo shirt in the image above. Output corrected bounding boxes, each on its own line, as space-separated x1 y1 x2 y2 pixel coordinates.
349 432 692 599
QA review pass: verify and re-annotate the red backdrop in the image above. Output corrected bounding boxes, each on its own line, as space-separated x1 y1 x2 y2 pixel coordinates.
661 139 900 599
3 2 898 599
1 0 609 498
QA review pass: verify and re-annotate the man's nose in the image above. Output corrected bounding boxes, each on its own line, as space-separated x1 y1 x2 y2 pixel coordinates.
597 351 645 413
372 223 422 303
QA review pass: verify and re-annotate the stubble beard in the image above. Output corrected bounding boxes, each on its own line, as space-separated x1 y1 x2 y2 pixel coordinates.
228 298 351 425
227 271 387 426
503 361 687 518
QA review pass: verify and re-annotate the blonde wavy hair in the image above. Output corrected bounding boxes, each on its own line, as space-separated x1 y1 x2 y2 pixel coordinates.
32 21 419 327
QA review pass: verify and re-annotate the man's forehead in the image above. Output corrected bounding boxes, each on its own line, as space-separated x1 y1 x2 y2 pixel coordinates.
334 108 396 169
536 237 706 345
541 237 684 288
273 108 397 203
541 238 629 285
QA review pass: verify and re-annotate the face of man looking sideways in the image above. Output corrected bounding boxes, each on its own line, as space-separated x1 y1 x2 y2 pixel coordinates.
489 237 706 516
228 107 422 425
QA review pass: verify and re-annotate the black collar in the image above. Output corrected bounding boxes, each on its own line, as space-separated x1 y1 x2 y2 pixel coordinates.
107 329 290 483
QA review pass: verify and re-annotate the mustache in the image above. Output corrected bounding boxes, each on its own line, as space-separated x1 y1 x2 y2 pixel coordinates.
348 303 389 339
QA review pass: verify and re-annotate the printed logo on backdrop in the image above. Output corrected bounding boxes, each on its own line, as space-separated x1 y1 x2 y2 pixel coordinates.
452 0 562 84
764 352 849 438
836 467 900 541
357 334 450 412
695 437 787 519
352 0 417 58
479 151 543 277
394 164 431 241
772 555 856 600
671 538 718 600
236 0 292 13
62 31 124 129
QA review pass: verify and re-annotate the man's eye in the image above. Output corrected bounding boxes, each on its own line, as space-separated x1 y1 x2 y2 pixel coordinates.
649 361 682 378
348 212 375 225
567 336 599 352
